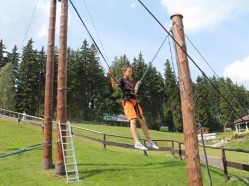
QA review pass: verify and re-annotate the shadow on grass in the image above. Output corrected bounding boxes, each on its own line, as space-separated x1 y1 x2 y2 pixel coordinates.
201 165 249 185
77 160 184 179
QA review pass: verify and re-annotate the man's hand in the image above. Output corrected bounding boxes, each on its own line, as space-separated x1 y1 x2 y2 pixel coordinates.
108 68 115 79
135 81 142 95
109 68 119 89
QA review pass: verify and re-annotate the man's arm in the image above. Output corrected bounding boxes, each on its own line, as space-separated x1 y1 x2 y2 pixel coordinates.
135 81 141 95
111 77 119 90
109 69 119 90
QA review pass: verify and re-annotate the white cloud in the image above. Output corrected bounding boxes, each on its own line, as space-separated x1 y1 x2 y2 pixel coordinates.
161 0 249 32
38 23 48 38
130 2 136 8
0 0 64 50
223 56 249 84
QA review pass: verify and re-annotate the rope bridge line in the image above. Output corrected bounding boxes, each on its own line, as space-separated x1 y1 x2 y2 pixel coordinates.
69 0 110 69
0 143 43 159
137 0 245 123
184 33 248 116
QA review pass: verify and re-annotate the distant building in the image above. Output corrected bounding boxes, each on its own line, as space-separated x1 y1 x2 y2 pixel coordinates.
234 115 249 132
103 114 129 126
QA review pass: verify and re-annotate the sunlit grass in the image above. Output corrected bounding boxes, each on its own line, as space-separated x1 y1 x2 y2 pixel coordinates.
0 118 248 186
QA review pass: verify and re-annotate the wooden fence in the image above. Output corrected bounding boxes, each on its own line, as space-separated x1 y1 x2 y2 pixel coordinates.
71 125 249 181
0 108 45 128
0 108 248 181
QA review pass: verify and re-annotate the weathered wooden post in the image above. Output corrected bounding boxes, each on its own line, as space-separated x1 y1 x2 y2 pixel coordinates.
178 142 182 160
171 140 175 156
222 148 229 180
171 14 203 186
103 134 107 150
56 0 68 174
43 0 57 169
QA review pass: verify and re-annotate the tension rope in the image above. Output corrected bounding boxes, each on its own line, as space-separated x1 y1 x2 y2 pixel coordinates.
0 143 43 159
137 0 245 122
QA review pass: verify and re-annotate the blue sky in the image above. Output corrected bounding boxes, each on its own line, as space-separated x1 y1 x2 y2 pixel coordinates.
1 0 249 89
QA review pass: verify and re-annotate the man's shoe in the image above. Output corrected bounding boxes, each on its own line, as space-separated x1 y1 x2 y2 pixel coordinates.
147 141 159 150
134 143 148 150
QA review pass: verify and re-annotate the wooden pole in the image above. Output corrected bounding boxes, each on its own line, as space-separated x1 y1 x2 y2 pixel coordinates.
171 140 174 156
171 14 203 186
43 0 57 169
56 0 68 174
222 148 229 180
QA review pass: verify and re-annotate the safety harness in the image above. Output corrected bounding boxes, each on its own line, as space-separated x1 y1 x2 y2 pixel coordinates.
123 99 142 119
121 94 143 120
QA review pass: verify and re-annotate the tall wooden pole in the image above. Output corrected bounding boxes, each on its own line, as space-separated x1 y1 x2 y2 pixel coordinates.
43 0 57 169
56 0 68 174
171 14 203 186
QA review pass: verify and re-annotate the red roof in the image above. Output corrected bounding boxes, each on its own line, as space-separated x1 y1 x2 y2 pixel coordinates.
234 115 249 124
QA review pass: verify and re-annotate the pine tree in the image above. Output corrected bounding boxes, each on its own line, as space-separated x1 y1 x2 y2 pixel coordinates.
67 47 83 120
0 40 8 70
0 63 15 110
7 45 20 86
112 54 130 77
110 54 131 115
16 39 41 115
207 76 221 131
131 53 164 129
132 52 148 101
164 60 182 131
88 44 110 121
36 47 46 116
218 78 235 129
195 76 210 129
53 46 59 118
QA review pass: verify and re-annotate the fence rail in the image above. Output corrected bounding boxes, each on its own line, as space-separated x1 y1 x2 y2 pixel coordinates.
71 124 249 180
0 108 45 129
1 108 248 181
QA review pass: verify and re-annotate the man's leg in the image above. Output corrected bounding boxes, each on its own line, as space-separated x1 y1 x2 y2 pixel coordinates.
138 115 159 149
130 119 140 144
137 115 152 142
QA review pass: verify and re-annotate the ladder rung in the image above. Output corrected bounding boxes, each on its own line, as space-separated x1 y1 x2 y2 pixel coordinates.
67 170 77 173
62 142 70 145
68 178 79 183
64 149 73 152
68 177 79 181
59 121 79 183
65 156 75 159
67 163 76 166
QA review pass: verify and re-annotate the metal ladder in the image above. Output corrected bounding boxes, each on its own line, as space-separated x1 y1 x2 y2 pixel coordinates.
59 121 80 183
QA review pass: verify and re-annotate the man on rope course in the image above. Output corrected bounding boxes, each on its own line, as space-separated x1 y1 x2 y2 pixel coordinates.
109 66 159 151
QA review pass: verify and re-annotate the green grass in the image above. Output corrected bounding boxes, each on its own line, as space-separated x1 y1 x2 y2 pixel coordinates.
224 140 249 149
72 123 184 148
216 131 234 139
0 118 248 186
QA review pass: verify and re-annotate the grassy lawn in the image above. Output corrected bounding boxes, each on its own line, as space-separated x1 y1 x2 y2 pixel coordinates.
224 140 249 149
0 118 248 186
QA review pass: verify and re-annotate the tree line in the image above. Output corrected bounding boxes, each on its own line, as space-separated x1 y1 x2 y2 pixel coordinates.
0 39 249 132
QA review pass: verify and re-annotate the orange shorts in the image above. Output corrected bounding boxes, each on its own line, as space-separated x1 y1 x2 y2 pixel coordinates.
122 99 143 121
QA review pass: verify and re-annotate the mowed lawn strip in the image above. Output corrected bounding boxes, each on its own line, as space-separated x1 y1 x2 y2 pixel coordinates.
0 119 247 186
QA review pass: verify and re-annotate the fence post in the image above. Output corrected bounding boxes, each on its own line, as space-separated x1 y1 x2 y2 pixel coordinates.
171 140 175 156
222 148 229 180
103 134 106 150
17 113 20 125
178 142 182 160
42 119 44 133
